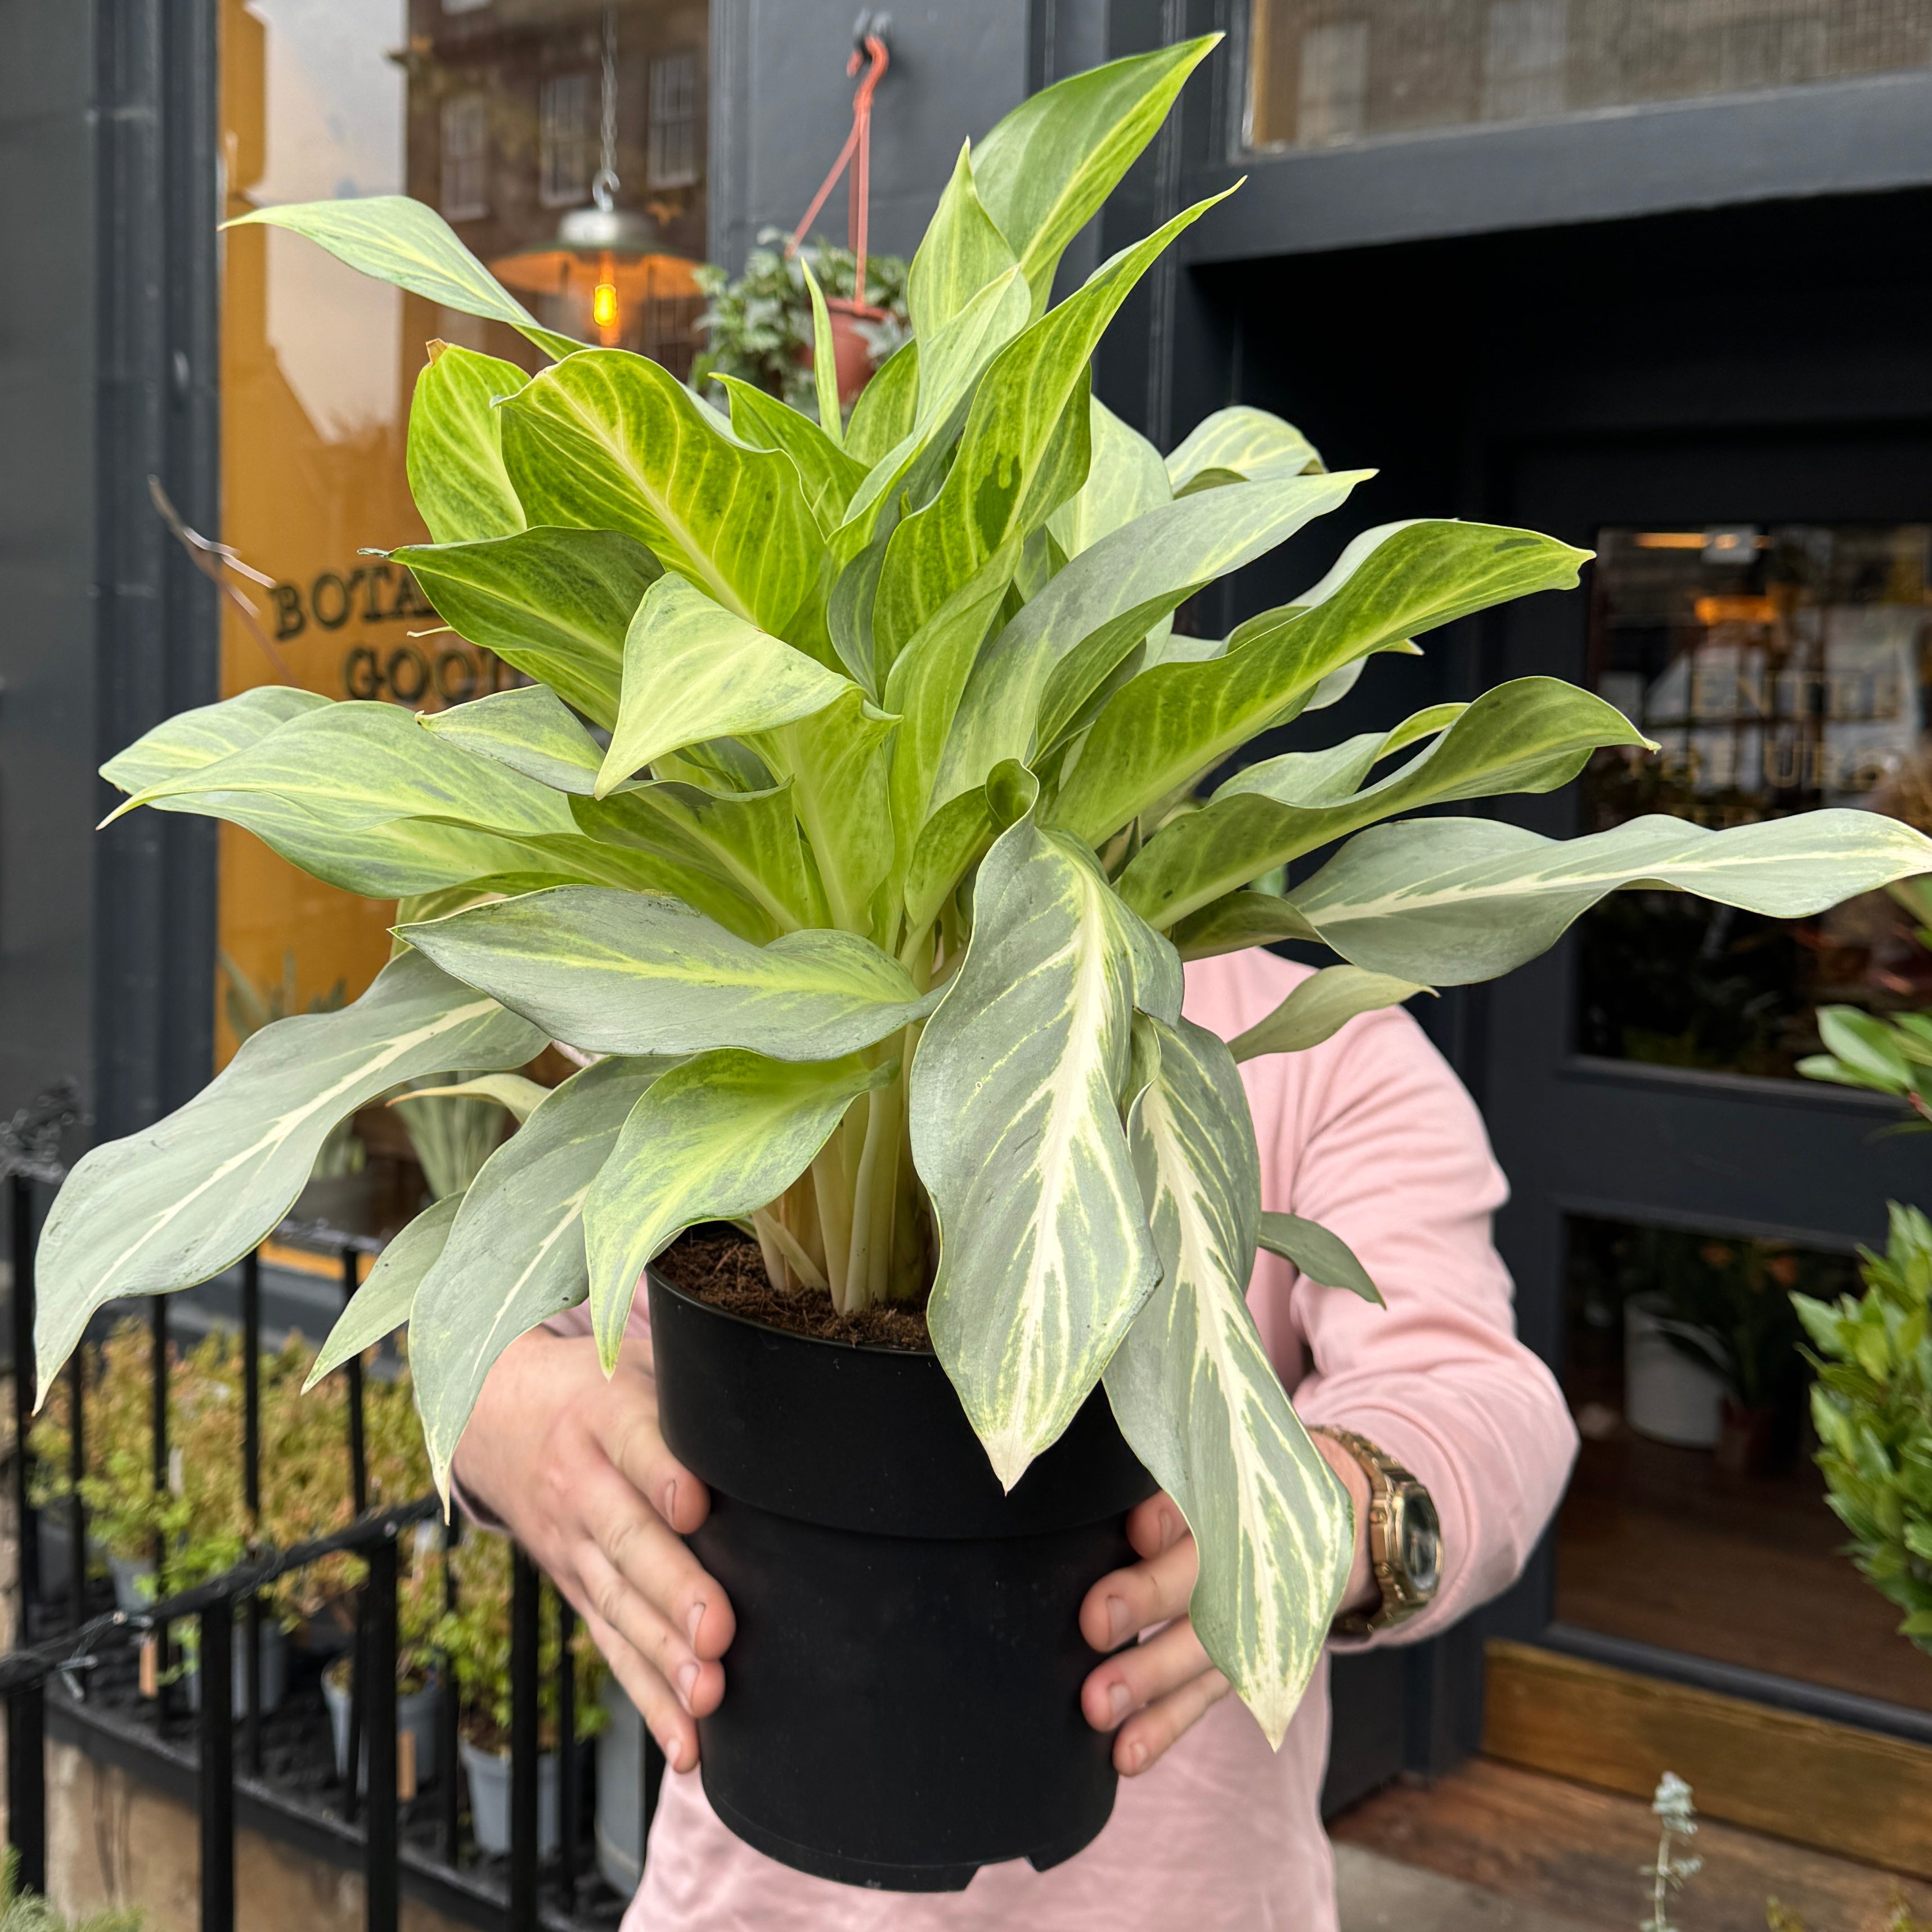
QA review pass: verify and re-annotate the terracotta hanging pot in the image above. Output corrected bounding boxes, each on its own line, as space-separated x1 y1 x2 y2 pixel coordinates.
797 296 889 407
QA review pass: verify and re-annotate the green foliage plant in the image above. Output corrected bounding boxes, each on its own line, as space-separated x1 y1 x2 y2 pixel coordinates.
33 41 1932 1750
690 228 910 417
1793 1202 1932 1654
433 1529 606 1754
0 1851 143 1932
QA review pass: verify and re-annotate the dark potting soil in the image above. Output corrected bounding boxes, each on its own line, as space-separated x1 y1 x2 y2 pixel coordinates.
656 1232 933 1351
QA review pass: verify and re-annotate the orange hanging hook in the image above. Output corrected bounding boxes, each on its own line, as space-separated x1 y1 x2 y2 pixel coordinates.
787 13 892 310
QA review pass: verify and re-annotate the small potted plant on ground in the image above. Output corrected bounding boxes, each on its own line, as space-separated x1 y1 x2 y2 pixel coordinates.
434 1529 606 1857
32 35 1932 1891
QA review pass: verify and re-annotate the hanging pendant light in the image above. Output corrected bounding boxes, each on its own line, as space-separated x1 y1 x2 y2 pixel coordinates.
491 5 698 352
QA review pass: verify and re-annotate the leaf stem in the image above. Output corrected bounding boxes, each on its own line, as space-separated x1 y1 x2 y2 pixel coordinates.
811 1138 854 1313
843 1071 897 1313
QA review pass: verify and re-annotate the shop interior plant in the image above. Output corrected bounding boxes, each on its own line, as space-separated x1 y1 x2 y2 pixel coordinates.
32 34 1932 1768
691 229 909 418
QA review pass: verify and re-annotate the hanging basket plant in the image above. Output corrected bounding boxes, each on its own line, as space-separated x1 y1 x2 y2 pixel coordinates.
30 33 1932 1894
690 230 909 419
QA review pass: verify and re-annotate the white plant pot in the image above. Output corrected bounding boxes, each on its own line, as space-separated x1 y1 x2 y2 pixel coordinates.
1624 1292 1725 1448
185 1618 288 1718
322 1665 442 1791
595 1679 648 1896
108 1554 154 1615
460 1735 558 1858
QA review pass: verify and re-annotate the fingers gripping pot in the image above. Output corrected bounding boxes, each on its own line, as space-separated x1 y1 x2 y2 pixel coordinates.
646 1270 1157 1891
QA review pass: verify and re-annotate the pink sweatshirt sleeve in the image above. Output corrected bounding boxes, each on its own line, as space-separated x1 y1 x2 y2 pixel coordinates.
1184 950 1577 1648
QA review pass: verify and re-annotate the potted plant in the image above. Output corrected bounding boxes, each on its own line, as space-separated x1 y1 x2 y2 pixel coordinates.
433 1528 606 1857
1793 1201 1932 1655
32 36 1932 1890
691 229 909 419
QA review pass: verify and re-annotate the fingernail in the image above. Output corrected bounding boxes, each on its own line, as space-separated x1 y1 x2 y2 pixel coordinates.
1106 1682 1130 1725
658 1732 683 1772
1122 1738 1148 1774
1161 1509 1182 1549
659 1479 678 1522
1106 1594 1132 1644
686 1601 705 1645
675 1660 700 1712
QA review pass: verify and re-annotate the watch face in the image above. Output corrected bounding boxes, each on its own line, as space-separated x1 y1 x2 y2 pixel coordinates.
1398 1487 1441 1597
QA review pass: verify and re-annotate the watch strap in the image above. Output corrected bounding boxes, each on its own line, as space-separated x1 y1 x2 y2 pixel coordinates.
1310 1425 1436 1638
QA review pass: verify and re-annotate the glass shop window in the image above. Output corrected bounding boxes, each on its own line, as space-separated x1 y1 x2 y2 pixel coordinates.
1247 0 1932 150
1558 1215 1932 1712
215 0 708 1075
1574 524 1932 1079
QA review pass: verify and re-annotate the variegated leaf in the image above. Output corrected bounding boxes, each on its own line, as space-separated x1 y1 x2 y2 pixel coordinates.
101 687 330 796
304 1192 464 1389
35 952 546 1392
1166 405 1323 495
393 1074 551 1122
406 345 530 545
1256 1210 1383 1304
596 576 853 796
409 1054 673 1496
1228 966 1432 1061
907 141 1019 341
419 685 609 796
1288 810 1932 986
1104 1016 1355 1747
399 886 938 1061
582 1049 893 1367
910 815 1178 1488
1047 396 1172 560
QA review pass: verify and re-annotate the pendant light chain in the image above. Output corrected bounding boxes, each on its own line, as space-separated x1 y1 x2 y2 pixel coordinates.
592 3 620 213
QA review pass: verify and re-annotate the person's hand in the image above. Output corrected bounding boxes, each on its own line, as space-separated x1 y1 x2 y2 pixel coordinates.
452 1327 733 1773
1079 1440 1374 1775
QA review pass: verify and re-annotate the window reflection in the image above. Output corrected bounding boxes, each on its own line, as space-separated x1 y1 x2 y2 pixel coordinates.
1574 525 1932 1079
1558 1216 1932 1710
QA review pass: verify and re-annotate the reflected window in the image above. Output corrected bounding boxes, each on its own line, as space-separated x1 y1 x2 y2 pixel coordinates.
1558 1216 1932 1711
1574 524 1932 1079
1248 0 1932 149
217 0 707 1075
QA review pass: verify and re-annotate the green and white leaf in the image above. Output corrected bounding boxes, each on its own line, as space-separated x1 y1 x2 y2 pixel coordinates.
226 197 580 360
34 952 545 1390
907 141 1019 340
911 816 1174 1488
400 886 938 1061
1047 396 1172 560
1228 966 1432 1061
1256 1209 1383 1304
1288 810 1932 986
101 687 330 796
1167 405 1322 495
498 350 823 640
583 1049 894 1367
1104 1015 1354 1746
718 375 867 533
392 1073 552 1122
1117 677 1648 929
419 685 611 796
597 576 853 795
304 1191 464 1390
392 527 662 731
938 471 1365 807
1052 522 1591 850
972 37 1220 316
409 1054 673 1496
407 346 530 545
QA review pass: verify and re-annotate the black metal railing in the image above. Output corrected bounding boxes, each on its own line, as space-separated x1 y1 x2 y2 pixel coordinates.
1 1094 659 1931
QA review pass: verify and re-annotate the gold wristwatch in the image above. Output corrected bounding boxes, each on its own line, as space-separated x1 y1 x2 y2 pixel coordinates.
1310 1426 1441 1637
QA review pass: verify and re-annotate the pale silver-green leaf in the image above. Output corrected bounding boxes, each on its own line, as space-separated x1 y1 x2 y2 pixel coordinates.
419 685 609 796
907 141 1019 340
304 1192 463 1390
1288 810 1932 985
400 886 937 1060
1106 1016 1355 1746
1228 967 1432 1061
407 345 530 544
1166 406 1323 494
910 816 1166 1487
1256 1209 1384 1304
101 687 330 796
583 1050 893 1367
34 952 545 1391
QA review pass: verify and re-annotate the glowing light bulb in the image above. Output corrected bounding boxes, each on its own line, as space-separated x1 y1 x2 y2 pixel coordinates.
592 281 619 329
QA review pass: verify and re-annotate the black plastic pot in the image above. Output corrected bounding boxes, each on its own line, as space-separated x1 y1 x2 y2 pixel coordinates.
648 1268 1157 1891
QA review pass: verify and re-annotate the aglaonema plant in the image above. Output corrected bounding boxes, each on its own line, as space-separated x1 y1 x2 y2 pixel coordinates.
34 38 1932 1750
